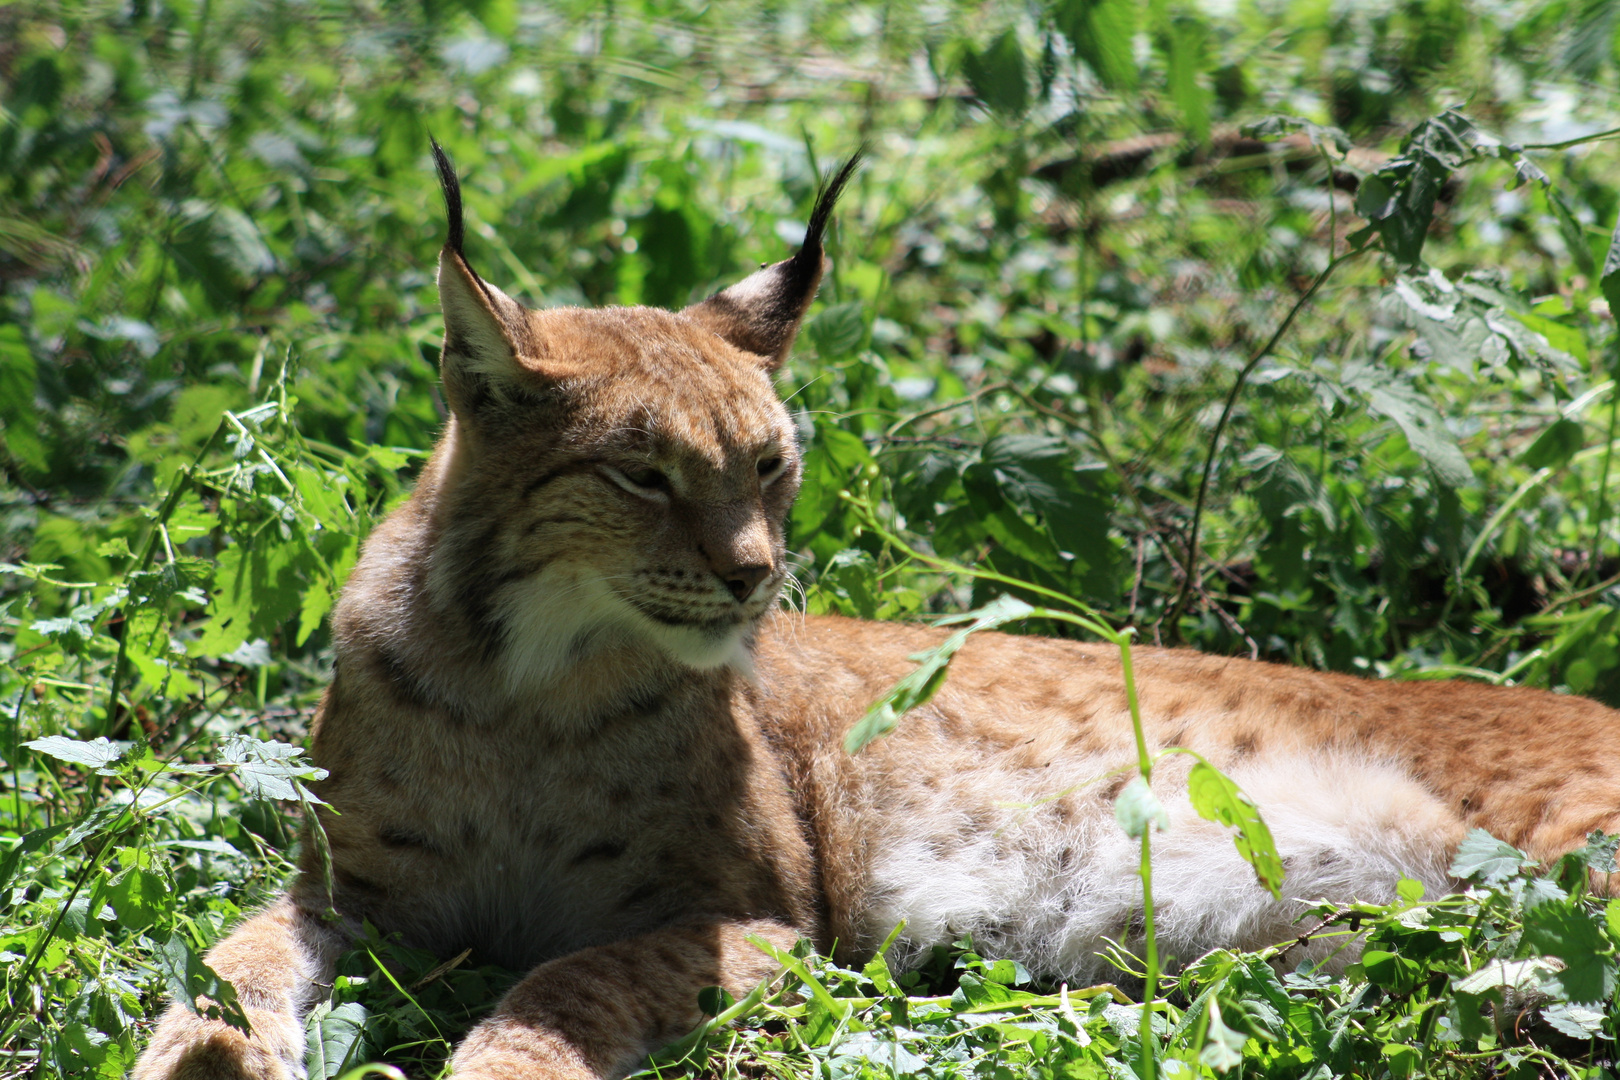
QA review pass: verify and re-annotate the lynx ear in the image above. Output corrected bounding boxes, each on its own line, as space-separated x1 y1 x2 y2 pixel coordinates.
685 151 863 371
431 139 554 415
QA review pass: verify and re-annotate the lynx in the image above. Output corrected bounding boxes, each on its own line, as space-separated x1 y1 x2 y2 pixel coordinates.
134 144 1620 1080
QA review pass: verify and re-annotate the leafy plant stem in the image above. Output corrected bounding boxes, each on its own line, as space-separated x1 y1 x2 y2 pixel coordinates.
1119 636 1160 1080
1138 829 1160 1080
1167 249 1361 638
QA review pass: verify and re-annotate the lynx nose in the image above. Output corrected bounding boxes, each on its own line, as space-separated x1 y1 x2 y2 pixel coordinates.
721 565 770 603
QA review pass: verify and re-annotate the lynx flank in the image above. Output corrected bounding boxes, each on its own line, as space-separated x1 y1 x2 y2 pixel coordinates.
135 145 1620 1080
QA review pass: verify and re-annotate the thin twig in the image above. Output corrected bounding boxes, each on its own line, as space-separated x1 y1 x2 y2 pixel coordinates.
1520 125 1620 151
1167 248 1364 637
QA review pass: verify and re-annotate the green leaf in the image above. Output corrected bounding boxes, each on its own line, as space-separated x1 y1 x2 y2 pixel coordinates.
1050 0 1138 90
1361 950 1421 993
23 736 128 774
1601 208 1620 320
1187 761 1284 896
105 865 169 932
1453 957 1563 995
218 734 328 804
1358 380 1473 487
0 821 71 893
1381 1043 1419 1078
696 984 735 1016
1541 1001 1607 1039
1449 829 1532 884
1522 905 1616 1003
1113 777 1168 839
0 323 45 472
159 933 249 1033
1519 418 1584 470
1243 115 1351 155
844 595 1035 753
804 301 866 358
1168 16 1210 145
960 30 1029 117
306 1001 371 1080
1198 998 1246 1072
1360 109 1478 267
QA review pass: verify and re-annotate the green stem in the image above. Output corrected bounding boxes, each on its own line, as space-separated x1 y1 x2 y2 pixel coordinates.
8 691 21 828
1138 829 1160 1080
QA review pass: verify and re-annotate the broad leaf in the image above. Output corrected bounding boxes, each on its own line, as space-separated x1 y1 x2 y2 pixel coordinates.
305 1001 371 1080
1187 761 1284 896
218 734 328 804
1449 829 1532 884
24 736 128 773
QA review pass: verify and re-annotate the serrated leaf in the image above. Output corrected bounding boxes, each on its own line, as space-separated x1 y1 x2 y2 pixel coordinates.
106 866 169 932
217 734 328 804
23 736 128 772
1114 777 1168 839
1187 761 1284 896
1541 1001 1607 1039
1454 957 1563 995
1523 905 1615 1003
1362 383 1473 487
805 302 865 358
1449 829 1532 884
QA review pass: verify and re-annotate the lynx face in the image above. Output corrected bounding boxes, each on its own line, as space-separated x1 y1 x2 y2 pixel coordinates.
454 308 805 691
420 145 853 697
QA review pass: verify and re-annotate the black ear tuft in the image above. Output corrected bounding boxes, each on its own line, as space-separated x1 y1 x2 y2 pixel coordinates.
431 135 465 258
801 149 864 267
683 149 865 369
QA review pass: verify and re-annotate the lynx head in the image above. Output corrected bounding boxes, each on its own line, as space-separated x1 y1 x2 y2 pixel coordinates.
422 141 859 695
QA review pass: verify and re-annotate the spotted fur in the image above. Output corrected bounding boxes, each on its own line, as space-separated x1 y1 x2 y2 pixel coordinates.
134 148 1620 1080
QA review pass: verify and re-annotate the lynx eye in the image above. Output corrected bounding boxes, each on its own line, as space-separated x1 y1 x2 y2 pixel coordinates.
606 464 670 497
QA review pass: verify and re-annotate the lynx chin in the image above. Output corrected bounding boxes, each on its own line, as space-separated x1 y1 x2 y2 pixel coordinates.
134 143 1620 1080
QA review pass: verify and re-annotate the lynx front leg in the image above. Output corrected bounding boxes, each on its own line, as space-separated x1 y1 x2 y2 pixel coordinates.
134 895 346 1080
451 918 798 1080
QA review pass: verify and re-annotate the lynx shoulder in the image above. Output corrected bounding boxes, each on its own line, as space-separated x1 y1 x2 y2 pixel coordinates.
133 145 1620 1080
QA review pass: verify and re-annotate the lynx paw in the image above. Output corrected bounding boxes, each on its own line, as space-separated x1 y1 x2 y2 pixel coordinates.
133 1004 305 1080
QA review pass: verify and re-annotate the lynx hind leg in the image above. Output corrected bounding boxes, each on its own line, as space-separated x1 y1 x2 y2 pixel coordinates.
863 753 1462 984
1143 754 1464 970
453 918 797 1080
134 895 346 1080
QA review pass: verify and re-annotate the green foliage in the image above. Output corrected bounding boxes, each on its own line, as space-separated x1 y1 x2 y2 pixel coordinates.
6 0 1620 1075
